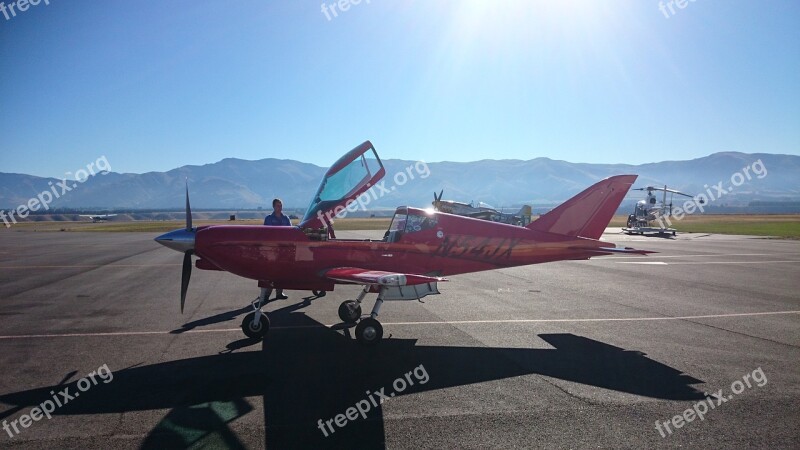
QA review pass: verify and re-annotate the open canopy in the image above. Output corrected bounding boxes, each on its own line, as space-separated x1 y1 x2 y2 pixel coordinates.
299 141 385 229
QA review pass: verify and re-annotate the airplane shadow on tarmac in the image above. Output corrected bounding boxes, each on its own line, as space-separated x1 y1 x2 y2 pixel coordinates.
0 299 706 449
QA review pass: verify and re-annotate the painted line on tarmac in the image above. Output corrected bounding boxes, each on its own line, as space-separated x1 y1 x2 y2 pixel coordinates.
615 261 668 265
0 310 798 340
617 260 800 265
0 264 181 269
595 253 800 260
382 310 800 326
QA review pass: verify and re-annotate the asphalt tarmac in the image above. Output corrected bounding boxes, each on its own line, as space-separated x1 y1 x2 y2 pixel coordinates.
0 228 798 449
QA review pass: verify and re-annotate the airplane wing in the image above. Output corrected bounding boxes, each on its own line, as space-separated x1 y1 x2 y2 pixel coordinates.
323 267 447 287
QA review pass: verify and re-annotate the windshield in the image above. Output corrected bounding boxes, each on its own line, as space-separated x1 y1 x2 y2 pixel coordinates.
388 210 408 233
385 208 437 242
317 154 376 201
300 141 385 228
404 210 438 233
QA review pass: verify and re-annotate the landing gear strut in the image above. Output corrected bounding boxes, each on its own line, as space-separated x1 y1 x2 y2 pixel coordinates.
241 287 271 339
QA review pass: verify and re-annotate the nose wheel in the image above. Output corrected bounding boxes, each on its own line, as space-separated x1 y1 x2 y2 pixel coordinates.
241 287 272 340
241 311 270 339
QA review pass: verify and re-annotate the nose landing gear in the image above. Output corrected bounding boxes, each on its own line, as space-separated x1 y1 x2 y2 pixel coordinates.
241 287 271 339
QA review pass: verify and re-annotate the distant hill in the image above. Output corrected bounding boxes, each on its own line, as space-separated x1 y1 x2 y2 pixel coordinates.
1 152 798 212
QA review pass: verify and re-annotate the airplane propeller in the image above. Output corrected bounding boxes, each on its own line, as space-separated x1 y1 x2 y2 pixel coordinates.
180 250 192 313
432 189 444 211
154 181 197 313
180 181 194 313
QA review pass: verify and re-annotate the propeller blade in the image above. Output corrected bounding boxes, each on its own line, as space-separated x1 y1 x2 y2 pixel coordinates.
180 251 193 313
185 180 193 231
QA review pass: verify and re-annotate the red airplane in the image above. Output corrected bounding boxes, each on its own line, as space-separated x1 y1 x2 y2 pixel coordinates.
155 141 650 345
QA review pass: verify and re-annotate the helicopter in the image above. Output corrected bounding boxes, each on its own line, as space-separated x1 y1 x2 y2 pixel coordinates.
622 185 702 236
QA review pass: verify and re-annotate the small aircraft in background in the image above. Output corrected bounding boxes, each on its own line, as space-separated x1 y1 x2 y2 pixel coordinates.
432 190 533 226
155 141 650 345
623 186 701 236
80 214 117 223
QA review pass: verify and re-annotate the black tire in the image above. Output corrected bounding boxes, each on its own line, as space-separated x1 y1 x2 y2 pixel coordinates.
355 318 383 345
312 290 326 297
338 300 361 324
241 312 270 339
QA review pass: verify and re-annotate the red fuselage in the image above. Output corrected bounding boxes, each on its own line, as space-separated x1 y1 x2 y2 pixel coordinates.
194 208 612 291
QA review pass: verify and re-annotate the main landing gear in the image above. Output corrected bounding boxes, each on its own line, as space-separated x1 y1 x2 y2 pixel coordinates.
338 285 386 346
240 285 388 345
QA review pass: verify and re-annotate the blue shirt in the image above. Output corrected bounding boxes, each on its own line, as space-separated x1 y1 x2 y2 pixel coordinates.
264 213 291 226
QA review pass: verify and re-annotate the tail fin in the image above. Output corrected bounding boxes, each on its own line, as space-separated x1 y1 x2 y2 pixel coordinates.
516 205 532 226
527 175 637 239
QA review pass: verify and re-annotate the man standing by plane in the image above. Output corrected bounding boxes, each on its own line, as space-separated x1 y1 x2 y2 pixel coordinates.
263 198 291 299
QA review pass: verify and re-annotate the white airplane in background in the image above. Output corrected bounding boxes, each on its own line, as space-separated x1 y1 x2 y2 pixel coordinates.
80 214 117 223
432 190 533 226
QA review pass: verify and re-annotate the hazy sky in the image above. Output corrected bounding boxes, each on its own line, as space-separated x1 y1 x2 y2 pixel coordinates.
1 0 798 178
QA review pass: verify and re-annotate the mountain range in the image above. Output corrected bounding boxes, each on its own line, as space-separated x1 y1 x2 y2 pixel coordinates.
1 152 798 212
